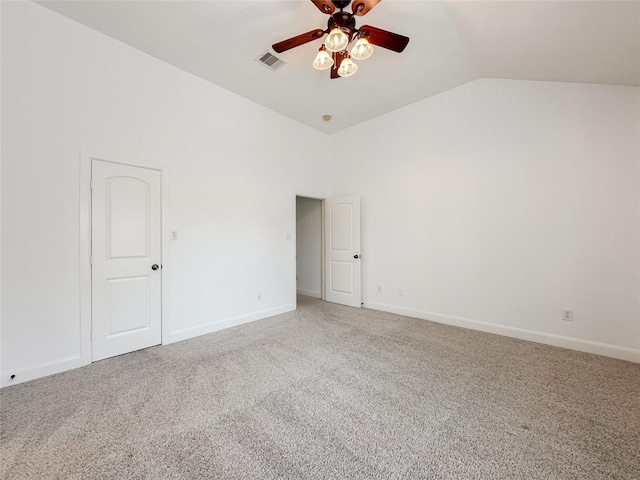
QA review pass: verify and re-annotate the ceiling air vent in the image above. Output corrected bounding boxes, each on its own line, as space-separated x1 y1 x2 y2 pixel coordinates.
256 51 286 71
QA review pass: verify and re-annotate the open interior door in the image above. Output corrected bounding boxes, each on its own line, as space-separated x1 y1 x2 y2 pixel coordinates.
324 195 361 308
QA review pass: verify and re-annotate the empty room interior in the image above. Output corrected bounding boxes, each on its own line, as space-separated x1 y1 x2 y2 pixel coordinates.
1 0 639 478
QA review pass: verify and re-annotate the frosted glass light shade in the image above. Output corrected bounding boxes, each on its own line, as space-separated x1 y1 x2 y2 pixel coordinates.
325 28 349 52
337 57 358 77
351 37 373 60
313 48 334 70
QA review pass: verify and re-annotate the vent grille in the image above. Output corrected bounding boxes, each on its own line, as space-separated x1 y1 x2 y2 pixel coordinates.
256 51 286 71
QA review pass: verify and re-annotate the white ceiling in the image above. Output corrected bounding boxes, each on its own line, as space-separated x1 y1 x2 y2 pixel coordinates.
38 0 640 134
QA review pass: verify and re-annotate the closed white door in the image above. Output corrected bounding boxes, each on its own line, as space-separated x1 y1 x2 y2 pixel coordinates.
325 195 361 308
91 160 162 361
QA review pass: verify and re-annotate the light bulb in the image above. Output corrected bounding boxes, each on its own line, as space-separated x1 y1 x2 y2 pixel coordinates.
351 37 373 60
312 47 334 70
325 28 349 52
337 56 358 77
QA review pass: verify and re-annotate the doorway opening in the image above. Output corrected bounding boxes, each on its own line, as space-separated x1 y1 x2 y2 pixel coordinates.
295 194 362 308
296 196 323 300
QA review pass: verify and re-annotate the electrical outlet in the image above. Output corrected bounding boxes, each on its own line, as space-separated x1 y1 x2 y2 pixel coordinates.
257 291 262 300
562 309 573 321
377 285 382 294
398 288 404 297
170 230 178 240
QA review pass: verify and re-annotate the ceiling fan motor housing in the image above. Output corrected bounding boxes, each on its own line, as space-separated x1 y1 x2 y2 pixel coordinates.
328 11 356 39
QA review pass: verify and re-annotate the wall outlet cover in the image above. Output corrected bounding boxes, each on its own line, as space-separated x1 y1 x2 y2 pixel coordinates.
562 309 573 321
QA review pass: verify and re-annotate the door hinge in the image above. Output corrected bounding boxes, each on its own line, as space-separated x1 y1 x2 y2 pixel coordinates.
90 179 93 191
90 255 93 265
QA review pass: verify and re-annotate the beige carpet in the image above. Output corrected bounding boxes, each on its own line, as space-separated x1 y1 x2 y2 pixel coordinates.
1 295 639 479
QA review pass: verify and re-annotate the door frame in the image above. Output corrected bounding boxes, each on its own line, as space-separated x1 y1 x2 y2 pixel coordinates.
293 194 326 308
79 150 170 365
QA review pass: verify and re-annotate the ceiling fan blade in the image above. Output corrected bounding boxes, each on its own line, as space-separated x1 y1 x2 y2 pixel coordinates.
351 0 381 16
311 0 335 15
359 25 409 52
272 29 325 53
330 51 347 79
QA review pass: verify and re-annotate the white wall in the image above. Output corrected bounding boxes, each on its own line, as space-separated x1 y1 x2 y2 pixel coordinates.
296 197 322 298
330 79 640 361
0 1 329 386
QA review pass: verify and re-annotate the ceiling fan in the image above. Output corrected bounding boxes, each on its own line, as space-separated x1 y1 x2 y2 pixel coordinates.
272 0 410 78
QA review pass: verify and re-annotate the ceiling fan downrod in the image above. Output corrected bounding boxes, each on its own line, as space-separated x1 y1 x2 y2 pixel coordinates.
332 0 351 10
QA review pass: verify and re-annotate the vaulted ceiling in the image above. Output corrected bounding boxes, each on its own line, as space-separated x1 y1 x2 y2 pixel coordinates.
39 0 640 134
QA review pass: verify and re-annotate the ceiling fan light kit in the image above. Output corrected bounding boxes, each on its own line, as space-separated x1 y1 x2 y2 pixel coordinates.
312 46 334 70
351 37 373 60
337 55 358 77
272 0 409 79
325 27 350 52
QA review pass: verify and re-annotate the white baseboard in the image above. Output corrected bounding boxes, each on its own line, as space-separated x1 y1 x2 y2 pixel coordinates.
5 301 635 389
166 303 296 344
1 304 296 388
1 355 88 388
364 301 640 364
297 288 321 299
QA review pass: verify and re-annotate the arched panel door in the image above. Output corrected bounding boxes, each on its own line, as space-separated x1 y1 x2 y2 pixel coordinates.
91 159 162 361
325 195 361 308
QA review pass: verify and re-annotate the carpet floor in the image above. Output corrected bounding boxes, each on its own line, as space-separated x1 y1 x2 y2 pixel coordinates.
1 296 639 479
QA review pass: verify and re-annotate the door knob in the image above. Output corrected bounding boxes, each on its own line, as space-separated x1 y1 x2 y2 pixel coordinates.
151 264 159 270
354 255 360 259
